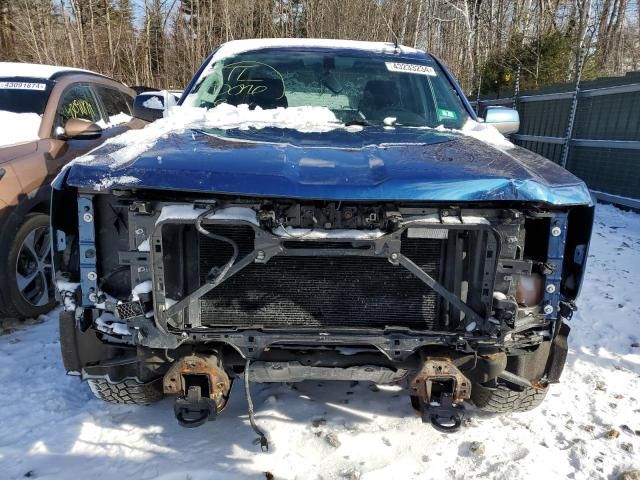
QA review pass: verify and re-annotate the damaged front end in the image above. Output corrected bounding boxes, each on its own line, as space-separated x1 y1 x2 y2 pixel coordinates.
52 185 593 435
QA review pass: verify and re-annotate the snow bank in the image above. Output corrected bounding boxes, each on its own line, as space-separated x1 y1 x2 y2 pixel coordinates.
0 111 41 147
0 203 639 479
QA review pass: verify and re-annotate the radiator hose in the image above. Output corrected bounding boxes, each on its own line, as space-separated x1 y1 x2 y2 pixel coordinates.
195 207 239 286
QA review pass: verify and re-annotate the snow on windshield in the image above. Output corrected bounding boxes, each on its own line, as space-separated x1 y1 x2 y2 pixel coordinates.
0 111 41 147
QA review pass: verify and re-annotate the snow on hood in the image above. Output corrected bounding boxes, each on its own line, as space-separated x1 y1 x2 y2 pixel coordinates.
460 119 514 149
0 111 41 147
77 103 344 168
71 103 514 172
434 119 514 150
94 174 140 191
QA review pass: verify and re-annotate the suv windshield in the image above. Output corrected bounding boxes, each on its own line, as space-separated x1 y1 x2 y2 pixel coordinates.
0 78 52 114
187 51 469 129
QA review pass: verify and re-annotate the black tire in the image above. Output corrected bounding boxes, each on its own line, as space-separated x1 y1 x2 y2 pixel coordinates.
88 378 164 405
0 213 56 319
471 382 548 413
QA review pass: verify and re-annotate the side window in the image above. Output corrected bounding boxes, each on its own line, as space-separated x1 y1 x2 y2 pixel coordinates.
95 86 133 126
56 85 100 128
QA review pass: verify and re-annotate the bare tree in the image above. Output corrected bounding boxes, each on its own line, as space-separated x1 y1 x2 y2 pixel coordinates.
0 0 637 91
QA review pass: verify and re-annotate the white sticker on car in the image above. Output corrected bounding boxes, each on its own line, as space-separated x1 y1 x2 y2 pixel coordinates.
0 81 47 90
385 62 436 76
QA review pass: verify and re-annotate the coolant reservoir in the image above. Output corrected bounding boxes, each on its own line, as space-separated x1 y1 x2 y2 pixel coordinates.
515 273 544 306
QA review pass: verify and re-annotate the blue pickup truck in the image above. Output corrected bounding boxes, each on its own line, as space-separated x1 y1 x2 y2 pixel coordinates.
52 39 593 439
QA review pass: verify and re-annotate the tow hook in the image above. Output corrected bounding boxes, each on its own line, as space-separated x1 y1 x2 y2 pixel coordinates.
421 393 465 433
174 386 218 427
163 354 231 428
409 358 471 433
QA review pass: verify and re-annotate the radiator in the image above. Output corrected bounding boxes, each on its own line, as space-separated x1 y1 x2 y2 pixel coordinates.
197 225 443 330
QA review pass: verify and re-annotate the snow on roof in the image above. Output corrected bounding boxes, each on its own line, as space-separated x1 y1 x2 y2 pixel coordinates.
210 38 424 63
0 62 96 80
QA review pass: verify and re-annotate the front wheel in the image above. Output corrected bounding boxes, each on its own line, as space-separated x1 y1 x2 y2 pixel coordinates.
471 382 548 413
88 378 164 405
0 213 56 319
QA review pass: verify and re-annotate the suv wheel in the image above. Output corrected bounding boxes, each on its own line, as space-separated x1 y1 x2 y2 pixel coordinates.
1 213 56 319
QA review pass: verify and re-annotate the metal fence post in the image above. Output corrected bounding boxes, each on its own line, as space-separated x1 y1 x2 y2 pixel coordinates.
560 85 579 169
512 65 521 110
561 8 595 169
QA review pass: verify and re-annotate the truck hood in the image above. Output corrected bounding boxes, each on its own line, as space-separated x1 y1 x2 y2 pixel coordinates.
63 126 592 205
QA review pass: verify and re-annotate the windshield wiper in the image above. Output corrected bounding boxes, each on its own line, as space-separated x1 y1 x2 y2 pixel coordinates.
345 119 371 127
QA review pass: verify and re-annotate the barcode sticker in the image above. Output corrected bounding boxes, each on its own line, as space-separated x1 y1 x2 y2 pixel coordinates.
385 62 436 76
0 81 47 90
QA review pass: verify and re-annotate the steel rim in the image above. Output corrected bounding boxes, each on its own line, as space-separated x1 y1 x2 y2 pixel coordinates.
15 226 54 307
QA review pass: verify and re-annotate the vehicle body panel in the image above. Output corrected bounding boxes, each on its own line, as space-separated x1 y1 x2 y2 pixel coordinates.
64 127 592 206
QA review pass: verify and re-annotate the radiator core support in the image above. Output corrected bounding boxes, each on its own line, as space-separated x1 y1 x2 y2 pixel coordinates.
150 208 502 339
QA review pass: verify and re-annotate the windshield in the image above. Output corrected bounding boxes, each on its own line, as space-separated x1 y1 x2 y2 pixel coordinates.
0 78 52 114
187 51 469 129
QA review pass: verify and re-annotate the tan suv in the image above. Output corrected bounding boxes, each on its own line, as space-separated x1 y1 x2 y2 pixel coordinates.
0 63 137 319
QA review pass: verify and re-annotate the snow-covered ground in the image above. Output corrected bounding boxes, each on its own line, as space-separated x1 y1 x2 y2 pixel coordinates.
0 203 638 480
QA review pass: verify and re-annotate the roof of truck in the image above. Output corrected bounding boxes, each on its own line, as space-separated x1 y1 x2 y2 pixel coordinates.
210 38 428 62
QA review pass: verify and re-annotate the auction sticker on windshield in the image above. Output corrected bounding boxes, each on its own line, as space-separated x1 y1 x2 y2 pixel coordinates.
0 81 47 90
385 62 436 76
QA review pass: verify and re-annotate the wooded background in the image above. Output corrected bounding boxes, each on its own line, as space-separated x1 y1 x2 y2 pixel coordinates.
0 0 638 95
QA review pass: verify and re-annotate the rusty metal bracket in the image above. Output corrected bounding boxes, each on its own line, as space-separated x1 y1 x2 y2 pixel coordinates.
409 358 471 433
410 358 471 403
163 354 231 416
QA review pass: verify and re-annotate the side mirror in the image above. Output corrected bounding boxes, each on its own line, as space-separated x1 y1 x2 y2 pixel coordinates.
133 92 168 123
483 107 520 135
59 118 103 140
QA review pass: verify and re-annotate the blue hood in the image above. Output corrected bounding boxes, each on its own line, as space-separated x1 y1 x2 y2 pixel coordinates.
64 127 592 205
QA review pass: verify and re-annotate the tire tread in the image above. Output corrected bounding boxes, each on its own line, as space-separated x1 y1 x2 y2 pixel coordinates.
471 383 547 413
88 378 164 405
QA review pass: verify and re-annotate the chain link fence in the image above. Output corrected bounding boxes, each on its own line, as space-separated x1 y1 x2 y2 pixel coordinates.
474 72 640 208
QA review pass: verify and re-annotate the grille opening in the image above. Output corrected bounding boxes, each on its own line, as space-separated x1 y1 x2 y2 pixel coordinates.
195 225 444 331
